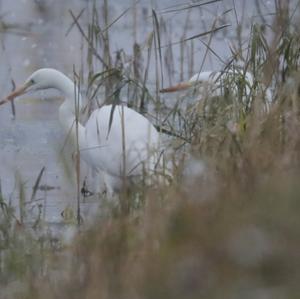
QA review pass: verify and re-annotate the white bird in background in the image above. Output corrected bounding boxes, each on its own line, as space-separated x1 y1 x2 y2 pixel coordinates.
160 70 272 103
0 68 162 193
160 71 223 93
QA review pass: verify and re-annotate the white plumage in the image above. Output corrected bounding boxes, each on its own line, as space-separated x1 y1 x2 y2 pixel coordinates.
82 105 160 190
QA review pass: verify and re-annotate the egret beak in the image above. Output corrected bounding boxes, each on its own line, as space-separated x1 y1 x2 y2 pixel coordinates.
0 81 31 106
160 82 192 93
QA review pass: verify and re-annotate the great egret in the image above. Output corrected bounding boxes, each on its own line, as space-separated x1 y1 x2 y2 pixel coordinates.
160 71 222 93
160 70 272 103
0 68 162 193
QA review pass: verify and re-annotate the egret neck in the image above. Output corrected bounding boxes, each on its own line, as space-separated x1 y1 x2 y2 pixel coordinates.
51 72 86 151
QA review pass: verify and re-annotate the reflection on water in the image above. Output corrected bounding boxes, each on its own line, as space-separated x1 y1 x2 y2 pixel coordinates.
0 0 281 224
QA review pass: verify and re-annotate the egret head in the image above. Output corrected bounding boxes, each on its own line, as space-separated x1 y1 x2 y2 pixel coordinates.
0 68 75 106
160 71 219 93
25 69 57 91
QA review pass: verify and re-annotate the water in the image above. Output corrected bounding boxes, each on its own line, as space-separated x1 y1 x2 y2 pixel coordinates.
0 0 288 225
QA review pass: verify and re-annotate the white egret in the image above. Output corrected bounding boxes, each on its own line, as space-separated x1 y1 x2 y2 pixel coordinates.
0 68 162 193
160 71 223 93
160 70 272 103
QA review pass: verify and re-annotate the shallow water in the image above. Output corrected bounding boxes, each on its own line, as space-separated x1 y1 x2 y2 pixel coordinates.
0 0 287 226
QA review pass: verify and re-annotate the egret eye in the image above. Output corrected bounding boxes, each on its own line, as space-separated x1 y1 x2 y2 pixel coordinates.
30 79 35 84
